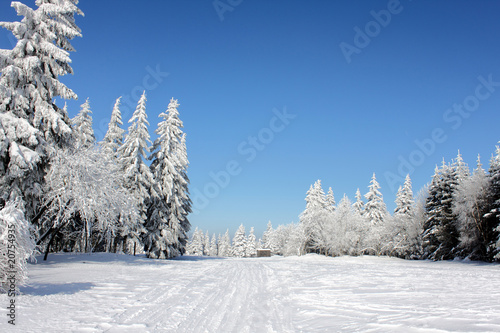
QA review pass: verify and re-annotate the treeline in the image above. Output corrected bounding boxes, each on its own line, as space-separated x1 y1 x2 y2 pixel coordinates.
0 0 191 290
186 225 258 257
266 149 500 262
190 147 500 262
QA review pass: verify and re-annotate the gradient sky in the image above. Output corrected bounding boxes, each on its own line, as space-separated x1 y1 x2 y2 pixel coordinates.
2 0 500 238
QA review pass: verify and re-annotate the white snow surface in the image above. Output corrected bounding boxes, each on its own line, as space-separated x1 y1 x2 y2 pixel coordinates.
1 253 500 332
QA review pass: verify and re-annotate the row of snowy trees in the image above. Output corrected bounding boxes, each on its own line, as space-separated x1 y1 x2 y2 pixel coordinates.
291 174 422 258
258 149 500 262
422 151 500 261
0 0 191 291
50 93 192 260
186 225 258 258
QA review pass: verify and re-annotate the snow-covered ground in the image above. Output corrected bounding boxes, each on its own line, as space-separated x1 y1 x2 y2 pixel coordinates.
1 253 499 332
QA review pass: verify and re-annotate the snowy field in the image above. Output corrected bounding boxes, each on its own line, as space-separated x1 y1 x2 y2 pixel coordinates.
1 254 500 332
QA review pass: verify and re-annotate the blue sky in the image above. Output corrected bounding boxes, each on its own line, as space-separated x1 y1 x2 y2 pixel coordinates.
2 0 500 238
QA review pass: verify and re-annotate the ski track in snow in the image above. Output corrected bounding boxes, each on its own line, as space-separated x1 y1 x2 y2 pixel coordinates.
1 253 500 332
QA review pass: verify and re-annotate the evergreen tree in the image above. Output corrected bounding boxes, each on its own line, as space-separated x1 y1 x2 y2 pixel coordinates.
422 159 461 260
100 97 125 158
117 91 155 252
326 187 336 213
71 98 95 148
186 227 203 256
389 174 416 258
0 0 82 219
363 173 388 226
145 98 190 259
209 233 218 256
453 155 491 260
363 173 388 254
300 180 329 254
246 226 256 257
232 224 246 257
262 221 274 250
203 231 210 256
218 229 231 257
485 145 500 260
352 188 364 216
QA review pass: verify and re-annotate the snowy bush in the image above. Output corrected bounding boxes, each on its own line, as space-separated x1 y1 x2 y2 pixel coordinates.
0 200 36 292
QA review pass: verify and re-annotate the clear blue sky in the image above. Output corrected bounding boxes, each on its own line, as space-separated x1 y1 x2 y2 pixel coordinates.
2 0 500 238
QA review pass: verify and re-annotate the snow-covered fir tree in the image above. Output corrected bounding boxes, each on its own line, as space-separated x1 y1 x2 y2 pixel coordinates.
453 155 491 260
218 229 232 257
145 98 191 259
232 224 247 257
389 174 417 258
186 227 204 256
71 98 95 148
487 145 500 260
363 173 388 226
203 231 210 256
100 97 125 158
209 234 218 257
363 173 388 254
0 0 82 219
246 227 257 257
300 180 329 254
326 187 336 213
117 91 155 254
35 0 83 53
422 159 462 260
352 188 364 216
262 221 272 248
262 220 277 252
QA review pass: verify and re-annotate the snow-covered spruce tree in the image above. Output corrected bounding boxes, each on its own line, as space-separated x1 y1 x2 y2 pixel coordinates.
326 187 336 213
453 155 491 260
39 146 138 259
100 97 125 159
117 91 155 254
203 231 210 256
352 188 364 216
246 227 256 257
209 234 218 257
389 175 416 258
262 220 274 250
484 145 500 261
300 180 329 254
422 158 463 260
0 0 82 219
71 98 95 148
0 200 36 292
217 230 232 257
363 173 388 254
232 224 247 257
35 0 83 53
145 98 191 259
186 227 204 256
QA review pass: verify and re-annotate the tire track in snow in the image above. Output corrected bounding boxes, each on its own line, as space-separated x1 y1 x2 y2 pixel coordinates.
109 258 295 332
